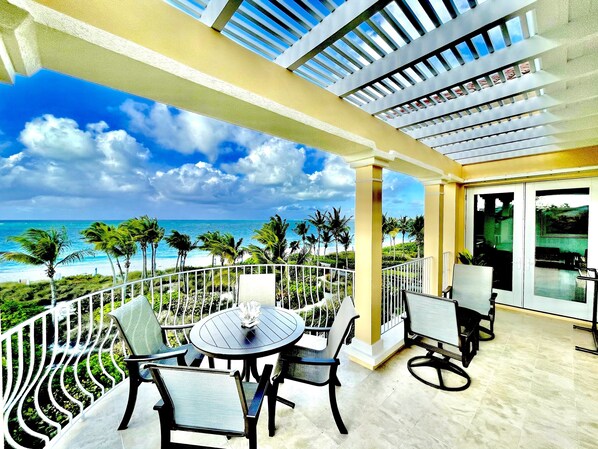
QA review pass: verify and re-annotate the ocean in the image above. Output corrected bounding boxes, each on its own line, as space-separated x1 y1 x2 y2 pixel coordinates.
0 219 314 282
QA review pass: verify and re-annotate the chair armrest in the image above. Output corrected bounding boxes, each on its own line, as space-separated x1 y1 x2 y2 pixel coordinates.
247 364 273 419
153 399 164 411
490 292 498 304
280 355 338 366
161 323 194 331
304 326 332 334
442 286 452 297
125 348 188 363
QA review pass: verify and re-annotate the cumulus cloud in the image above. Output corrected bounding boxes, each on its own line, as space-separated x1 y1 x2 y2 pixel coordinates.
152 162 239 203
224 138 306 186
1 114 152 204
19 115 96 160
120 100 266 161
2 108 364 219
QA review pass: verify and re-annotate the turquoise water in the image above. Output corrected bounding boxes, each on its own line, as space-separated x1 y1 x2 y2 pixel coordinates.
0 219 306 278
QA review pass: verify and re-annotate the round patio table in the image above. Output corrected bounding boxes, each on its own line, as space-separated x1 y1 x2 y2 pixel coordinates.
189 306 305 380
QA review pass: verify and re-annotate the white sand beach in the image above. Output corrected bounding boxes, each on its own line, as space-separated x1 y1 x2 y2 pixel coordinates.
0 254 215 284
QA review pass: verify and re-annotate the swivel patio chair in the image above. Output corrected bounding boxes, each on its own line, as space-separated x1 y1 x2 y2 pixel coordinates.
108 295 207 430
237 273 276 305
403 290 478 391
147 363 273 449
443 263 497 340
270 296 359 434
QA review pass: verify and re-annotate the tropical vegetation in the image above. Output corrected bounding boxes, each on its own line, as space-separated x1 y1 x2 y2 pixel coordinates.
1 209 422 321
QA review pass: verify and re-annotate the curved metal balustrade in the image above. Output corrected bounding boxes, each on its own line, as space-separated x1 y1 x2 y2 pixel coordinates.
0 264 354 449
1 259 430 448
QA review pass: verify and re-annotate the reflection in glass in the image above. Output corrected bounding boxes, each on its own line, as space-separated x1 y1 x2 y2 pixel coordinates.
534 188 589 302
473 193 514 292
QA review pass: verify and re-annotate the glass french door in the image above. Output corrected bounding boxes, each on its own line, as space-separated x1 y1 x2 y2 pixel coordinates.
466 179 596 320
465 185 524 308
523 179 595 319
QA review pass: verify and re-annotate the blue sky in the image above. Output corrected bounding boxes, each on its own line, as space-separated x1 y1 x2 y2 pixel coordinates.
0 69 423 221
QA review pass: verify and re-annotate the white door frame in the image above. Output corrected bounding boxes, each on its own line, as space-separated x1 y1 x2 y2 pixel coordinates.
465 184 525 308
523 178 596 320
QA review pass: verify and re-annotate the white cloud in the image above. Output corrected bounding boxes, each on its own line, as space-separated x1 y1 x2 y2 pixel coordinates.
224 138 306 186
152 162 239 203
120 100 266 161
1 114 152 203
19 115 96 160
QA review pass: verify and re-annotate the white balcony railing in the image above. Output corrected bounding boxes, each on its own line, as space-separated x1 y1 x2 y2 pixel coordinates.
381 257 432 334
2 258 431 448
1 264 354 449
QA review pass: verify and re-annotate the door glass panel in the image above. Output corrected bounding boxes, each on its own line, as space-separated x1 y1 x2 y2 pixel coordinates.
534 188 589 302
473 193 514 291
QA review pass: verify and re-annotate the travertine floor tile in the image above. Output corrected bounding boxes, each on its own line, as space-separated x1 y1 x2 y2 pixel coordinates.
52 307 598 449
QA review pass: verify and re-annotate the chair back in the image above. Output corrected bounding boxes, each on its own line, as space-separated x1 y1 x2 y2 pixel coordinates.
237 273 276 305
403 291 460 347
324 297 359 359
109 295 167 356
451 264 494 315
148 364 247 434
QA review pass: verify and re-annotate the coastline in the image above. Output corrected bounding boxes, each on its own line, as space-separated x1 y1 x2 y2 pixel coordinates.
0 254 215 284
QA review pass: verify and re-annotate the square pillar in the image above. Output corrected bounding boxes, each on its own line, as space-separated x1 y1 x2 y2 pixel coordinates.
354 164 383 346
424 182 445 295
345 158 403 370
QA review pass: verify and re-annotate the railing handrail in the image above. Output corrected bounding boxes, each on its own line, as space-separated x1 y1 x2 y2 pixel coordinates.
382 256 432 272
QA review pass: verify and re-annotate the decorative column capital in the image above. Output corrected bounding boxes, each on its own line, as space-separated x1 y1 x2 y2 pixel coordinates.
344 149 393 169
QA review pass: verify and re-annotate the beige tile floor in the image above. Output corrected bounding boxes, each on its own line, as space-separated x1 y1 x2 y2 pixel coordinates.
53 306 598 449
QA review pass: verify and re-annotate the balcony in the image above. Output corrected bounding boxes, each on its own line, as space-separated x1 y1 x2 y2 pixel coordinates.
3 261 598 449
51 306 598 449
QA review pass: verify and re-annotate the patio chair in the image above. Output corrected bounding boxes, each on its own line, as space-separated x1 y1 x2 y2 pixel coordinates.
443 263 497 340
270 296 359 434
403 290 478 391
147 363 273 449
237 273 276 305
108 295 207 430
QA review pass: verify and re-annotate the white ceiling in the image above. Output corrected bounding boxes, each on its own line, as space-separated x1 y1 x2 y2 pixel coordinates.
165 0 598 165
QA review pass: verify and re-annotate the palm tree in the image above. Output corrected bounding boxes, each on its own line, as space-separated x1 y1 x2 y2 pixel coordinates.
198 231 224 266
387 216 400 260
218 233 245 265
337 229 353 267
320 228 333 261
308 210 327 263
1 228 92 307
409 215 424 258
165 230 197 271
125 215 155 278
247 215 289 264
397 215 410 257
306 234 318 257
112 224 137 283
293 221 310 252
382 214 392 245
326 207 351 266
146 219 164 276
81 221 119 284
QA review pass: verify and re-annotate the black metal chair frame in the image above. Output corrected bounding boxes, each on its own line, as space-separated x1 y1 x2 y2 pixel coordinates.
403 290 479 392
109 296 210 430
148 363 273 449
270 298 359 435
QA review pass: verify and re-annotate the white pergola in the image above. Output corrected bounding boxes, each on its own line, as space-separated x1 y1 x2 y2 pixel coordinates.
167 0 598 165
